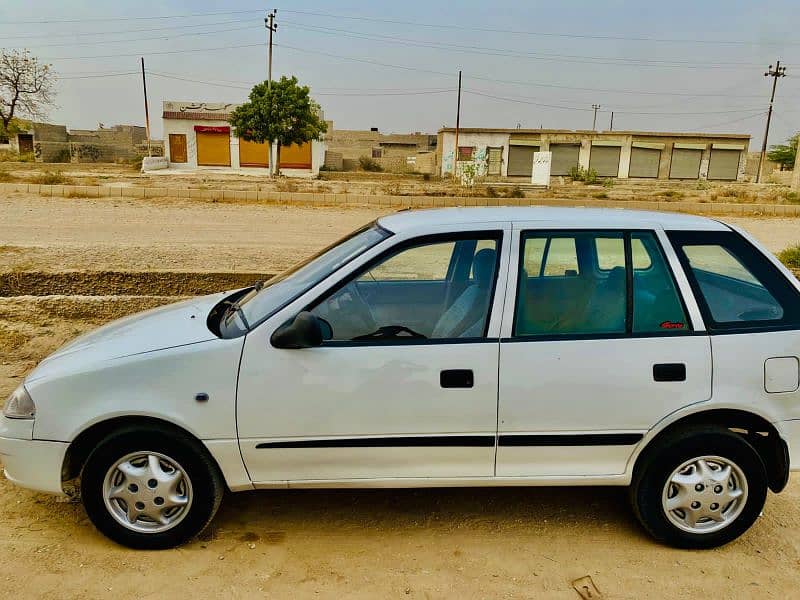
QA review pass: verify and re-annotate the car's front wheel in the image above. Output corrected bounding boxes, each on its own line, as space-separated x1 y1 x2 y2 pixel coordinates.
80 426 224 549
631 425 767 549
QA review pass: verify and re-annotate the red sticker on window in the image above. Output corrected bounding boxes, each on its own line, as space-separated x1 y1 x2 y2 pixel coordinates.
660 321 685 329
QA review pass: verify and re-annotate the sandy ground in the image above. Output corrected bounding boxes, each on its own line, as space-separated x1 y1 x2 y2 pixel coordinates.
2 191 800 598
1 192 798 274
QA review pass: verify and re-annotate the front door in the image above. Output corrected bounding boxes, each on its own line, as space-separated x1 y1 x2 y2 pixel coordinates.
168 134 187 163
237 226 510 484
497 226 712 477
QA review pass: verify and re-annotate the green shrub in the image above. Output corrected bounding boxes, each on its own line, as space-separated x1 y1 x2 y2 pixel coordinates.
129 155 143 172
51 148 72 163
657 190 686 199
783 191 800 204
485 186 499 198
568 165 599 184
358 155 383 172
30 170 72 185
0 149 20 162
593 192 609 199
778 245 800 270
602 178 616 188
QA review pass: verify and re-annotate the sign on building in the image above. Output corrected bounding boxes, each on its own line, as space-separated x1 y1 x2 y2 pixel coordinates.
532 151 552 186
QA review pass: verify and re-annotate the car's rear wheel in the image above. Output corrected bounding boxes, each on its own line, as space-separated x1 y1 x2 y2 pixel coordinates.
81 426 224 549
631 425 767 549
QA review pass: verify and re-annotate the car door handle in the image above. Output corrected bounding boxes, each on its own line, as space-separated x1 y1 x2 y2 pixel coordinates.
653 363 686 382
440 369 474 388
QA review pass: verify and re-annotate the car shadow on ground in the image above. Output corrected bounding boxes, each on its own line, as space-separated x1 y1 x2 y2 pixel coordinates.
209 485 644 541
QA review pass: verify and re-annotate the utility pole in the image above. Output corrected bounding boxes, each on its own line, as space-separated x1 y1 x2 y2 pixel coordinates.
609 111 614 132
140 57 151 157
757 60 787 183
453 69 462 177
265 9 277 175
592 104 601 131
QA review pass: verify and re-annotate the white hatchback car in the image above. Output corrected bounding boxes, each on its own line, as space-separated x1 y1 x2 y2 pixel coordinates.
2 207 799 550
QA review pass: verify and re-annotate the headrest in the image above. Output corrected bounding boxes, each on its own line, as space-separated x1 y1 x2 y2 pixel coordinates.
473 248 496 287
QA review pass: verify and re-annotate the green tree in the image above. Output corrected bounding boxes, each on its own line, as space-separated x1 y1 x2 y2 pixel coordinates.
229 76 327 174
0 117 28 144
767 132 798 169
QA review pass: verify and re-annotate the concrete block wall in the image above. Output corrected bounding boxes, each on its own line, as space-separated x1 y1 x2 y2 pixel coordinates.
2 182 798 217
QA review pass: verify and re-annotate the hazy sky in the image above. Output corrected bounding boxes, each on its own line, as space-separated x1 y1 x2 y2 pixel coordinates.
1 1 798 146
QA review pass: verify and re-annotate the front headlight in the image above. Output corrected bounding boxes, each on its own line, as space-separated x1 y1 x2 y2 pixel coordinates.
3 385 36 419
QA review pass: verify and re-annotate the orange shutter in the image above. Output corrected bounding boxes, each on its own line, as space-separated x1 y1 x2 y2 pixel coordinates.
279 141 312 169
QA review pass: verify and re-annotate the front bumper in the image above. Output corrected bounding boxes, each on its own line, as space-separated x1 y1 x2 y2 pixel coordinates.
0 417 67 495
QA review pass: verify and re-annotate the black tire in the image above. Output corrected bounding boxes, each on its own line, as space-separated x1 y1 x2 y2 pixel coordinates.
630 425 767 549
80 425 224 550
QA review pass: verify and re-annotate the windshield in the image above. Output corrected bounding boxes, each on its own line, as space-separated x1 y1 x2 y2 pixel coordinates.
222 222 390 335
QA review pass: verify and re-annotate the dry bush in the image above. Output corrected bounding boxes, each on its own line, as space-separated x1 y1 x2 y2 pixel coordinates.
30 170 73 185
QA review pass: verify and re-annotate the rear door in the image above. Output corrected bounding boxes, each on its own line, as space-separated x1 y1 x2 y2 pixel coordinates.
497 223 712 477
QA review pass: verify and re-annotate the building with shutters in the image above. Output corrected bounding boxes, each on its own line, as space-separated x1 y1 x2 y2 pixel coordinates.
162 101 325 175
438 128 750 182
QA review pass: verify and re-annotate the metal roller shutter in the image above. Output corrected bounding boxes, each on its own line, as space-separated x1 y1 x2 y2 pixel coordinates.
239 138 269 167
280 142 312 169
507 145 537 176
589 146 621 177
669 148 702 179
196 132 231 167
707 149 740 181
628 147 660 178
550 144 580 176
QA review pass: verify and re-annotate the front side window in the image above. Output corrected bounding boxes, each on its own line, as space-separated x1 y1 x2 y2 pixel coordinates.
229 223 391 334
669 231 800 329
514 231 689 337
310 235 501 342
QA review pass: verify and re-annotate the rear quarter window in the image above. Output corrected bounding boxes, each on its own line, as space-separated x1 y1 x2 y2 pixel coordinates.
668 230 800 331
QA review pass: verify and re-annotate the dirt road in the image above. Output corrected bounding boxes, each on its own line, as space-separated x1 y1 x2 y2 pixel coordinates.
2 192 800 598
1 192 798 273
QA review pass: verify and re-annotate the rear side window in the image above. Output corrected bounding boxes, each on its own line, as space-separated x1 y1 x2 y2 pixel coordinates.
668 231 800 330
514 230 689 337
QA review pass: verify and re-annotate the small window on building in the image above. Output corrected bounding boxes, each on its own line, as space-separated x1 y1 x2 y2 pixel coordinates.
457 146 475 161
371 148 382 159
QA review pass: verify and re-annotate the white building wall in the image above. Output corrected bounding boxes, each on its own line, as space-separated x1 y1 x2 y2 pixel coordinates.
440 131 512 176
163 117 324 176
163 118 231 169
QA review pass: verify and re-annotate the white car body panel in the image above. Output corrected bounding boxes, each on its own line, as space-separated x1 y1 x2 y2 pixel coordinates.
0 207 798 498
237 221 512 483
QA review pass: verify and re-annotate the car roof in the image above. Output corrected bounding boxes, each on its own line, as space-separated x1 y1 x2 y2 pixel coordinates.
378 206 730 233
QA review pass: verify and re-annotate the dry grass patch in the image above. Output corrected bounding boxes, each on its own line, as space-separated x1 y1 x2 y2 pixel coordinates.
30 170 73 185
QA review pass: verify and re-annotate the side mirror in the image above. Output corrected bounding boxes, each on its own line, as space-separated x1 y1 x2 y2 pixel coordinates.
270 311 325 349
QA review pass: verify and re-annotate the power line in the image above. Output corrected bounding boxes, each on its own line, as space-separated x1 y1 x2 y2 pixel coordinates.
0 9 264 25
0 18 254 40
462 89 764 116
59 71 139 79
273 42 768 98
147 70 455 96
278 8 800 47
695 111 768 131
281 20 767 69
1 25 260 49
40 42 265 61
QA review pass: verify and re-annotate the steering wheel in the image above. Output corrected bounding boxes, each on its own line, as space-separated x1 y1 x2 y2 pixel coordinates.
320 281 377 336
